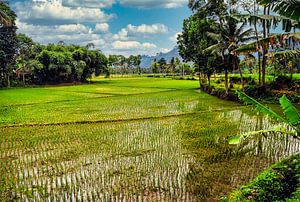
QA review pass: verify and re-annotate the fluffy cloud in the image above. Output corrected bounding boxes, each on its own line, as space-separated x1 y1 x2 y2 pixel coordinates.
119 0 188 8
16 20 105 45
112 40 157 50
16 20 161 56
14 0 175 56
15 0 113 24
62 0 115 8
61 0 187 9
113 23 168 40
94 23 109 33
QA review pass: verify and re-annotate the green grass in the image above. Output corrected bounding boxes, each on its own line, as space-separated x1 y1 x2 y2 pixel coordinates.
0 76 298 201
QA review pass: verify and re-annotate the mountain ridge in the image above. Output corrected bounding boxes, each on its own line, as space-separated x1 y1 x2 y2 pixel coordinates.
140 47 183 68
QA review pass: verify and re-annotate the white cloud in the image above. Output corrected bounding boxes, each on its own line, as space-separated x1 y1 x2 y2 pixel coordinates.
127 24 168 35
112 40 157 50
16 20 104 46
94 23 109 33
113 23 168 40
14 0 179 56
16 20 161 56
62 0 115 8
119 0 188 8
34 0 187 9
15 0 113 24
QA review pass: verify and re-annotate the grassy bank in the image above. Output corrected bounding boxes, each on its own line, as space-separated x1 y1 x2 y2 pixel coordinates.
225 154 300 201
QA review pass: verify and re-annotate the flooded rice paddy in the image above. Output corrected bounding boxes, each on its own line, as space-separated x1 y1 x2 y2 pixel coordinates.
0 78 299 201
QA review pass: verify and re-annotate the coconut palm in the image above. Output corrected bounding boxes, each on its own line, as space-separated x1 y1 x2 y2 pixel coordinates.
205 15 255 92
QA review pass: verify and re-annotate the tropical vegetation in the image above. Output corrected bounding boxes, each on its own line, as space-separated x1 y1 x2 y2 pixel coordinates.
1 0 300 201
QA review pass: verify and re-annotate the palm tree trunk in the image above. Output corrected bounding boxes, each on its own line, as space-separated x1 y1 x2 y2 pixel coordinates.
252 1 262 85
7 74 10 88
262 6 268 86
254 22 261 85
235 57 244 91
198 64 201 88
225 68 229 94
23 73 25 85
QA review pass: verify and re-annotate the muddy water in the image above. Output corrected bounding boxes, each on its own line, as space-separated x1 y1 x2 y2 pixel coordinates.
1 107 300 201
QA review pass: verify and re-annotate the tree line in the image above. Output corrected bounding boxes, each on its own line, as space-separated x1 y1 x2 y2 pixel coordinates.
0 2 144 87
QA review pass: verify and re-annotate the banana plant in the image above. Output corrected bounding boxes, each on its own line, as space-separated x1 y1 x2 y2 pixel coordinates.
229 91 300 144
257 0 300 22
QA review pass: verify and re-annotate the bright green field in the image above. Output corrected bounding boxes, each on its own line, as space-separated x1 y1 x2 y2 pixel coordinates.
1 77 298 201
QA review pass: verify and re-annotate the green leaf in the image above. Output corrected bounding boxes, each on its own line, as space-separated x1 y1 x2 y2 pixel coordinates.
279 95 300 129
229 135 242 145
229 126 291 145
236 91 287 123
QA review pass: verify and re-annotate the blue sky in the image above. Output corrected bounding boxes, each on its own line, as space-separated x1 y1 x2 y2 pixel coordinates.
10 0 191 56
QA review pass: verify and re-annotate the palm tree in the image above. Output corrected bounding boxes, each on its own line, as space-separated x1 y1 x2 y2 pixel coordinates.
206 15 255 93
235 0 300 84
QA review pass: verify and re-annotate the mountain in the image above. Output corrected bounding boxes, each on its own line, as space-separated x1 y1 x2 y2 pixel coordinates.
140 47 182 68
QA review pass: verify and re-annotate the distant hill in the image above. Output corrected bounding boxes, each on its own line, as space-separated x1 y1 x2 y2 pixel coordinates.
140 47 183 68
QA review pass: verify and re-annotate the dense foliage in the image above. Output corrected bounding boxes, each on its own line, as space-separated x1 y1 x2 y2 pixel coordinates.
226 154 300 201
0 2 109 87
13 41 108 85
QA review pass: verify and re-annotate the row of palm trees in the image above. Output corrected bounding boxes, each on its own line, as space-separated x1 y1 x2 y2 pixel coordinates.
203 0 300 94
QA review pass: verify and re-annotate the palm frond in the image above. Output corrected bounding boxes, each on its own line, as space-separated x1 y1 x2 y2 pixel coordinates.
268 49 300 58
235 32 300 54
234 13 299 32
258 0 300 21
206 32 220 41
0 10 12 26
204 44 221 54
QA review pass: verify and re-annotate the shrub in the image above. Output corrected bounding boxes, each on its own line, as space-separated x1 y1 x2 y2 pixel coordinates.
227 155 300 202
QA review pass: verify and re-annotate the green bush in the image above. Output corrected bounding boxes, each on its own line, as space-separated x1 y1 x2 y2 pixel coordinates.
227 155 300 201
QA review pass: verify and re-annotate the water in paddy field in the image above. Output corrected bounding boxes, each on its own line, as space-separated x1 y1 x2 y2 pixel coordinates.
0 109 300 201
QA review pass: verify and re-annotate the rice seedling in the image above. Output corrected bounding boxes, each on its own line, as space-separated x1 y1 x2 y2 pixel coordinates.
1 77 298 200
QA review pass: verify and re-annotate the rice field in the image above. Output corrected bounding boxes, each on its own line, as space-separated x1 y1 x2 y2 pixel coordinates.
1 77 299 201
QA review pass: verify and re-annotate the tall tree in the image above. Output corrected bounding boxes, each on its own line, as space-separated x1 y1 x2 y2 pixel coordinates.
0 1 17 87
178 7 218 87
151 58 158 74
134 55 142 75
206 15 255 91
